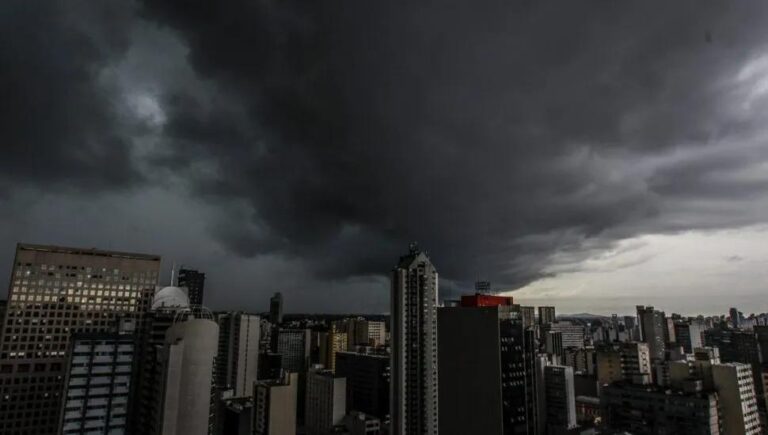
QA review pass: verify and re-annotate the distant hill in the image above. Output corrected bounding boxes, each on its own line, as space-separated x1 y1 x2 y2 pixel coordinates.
559 313 609 319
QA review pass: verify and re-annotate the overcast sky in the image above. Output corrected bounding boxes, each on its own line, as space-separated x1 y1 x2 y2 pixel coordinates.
2 0 768 315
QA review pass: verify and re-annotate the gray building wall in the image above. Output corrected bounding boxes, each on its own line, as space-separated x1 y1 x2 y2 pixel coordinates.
438 306 503 435
217 312 261 397
601 383 720 434
637 306 667 361
254 372 298 435
336 351 390 420
306 366 346 435
160 317 219 435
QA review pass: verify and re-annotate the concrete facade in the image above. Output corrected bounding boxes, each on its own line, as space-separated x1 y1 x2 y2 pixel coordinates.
253 372 298 435
306 366 346 435
160 317 219 435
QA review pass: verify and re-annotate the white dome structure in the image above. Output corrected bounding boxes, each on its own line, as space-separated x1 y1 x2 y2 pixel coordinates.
151 286 190 311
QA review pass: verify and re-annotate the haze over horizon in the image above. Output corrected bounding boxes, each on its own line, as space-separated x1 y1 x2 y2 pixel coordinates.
3 0 768 314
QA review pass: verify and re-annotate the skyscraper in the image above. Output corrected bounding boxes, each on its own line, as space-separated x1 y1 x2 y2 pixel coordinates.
674 321 704 353
542 321 585 349
159 309 220 435
544 365 577 433
336 350 390 420
712 363 761 435
350 319 387 347
277 329 311 373
390 244 439 435
132 285 190 434
636 305 667 361
319 329 348 373
215 312 261 397
596 342 652 386
178 267 206 306
253 372 299 435
520 306 536 328
58 320 137 434
538 306 556 325
546 330 564 359
269 292 283 325
305 365 347 435
601 382 720 434
0 243 160 434
438 295 538 435
730 307 741 329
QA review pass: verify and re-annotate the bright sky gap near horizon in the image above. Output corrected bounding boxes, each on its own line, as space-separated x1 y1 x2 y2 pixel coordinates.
3 1 768 315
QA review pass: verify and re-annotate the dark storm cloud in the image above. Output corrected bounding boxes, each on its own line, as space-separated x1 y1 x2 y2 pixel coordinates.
0 1 143 192
132 0 768 294
3 0 768 301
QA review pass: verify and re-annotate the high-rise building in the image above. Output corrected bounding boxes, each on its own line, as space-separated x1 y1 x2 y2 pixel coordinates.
637 305 667 361
704 326 765 418
601 382 720 434
438 295 538 435
305 365 346 435
216 312 261 397
663 317 676 345
0 243 160 434
521 306 536 328
355 320 387 347
58 320 137 434
544 365 577 433
269 293 283 325
596 342 652 386
623 316 639 341
538 306 556 325
177 268 206 306
253 372 298 435
730 308 741 329
131 285 190 434
668 351 760 435
277 329 311 373
674 321 704 354
542 321 585 349
336 351 390 420
319 329 348 372
333 318 387 348
712 363 761 435
546 331 564 359
390 244 439 435
158 308 220 435
563 346 597 376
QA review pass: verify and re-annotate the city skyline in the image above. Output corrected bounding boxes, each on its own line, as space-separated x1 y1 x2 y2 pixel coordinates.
2 239 767 317
2 242 768 434
3 1 768 314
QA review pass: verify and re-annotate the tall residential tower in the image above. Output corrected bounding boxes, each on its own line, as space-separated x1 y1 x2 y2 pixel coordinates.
390 244 439 435
177 267 206 306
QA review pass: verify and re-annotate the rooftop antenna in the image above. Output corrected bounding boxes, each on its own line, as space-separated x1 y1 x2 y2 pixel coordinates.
170 262 176 286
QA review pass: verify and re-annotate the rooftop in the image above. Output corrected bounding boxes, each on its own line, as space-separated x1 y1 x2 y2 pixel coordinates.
18 243 161 261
